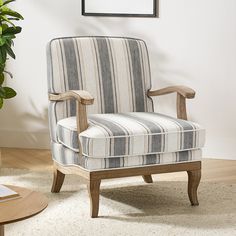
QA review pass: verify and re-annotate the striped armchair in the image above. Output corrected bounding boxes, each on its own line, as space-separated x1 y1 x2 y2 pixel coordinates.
47 36 205 218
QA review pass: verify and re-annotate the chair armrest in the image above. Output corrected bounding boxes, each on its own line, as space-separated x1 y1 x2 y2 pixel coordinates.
49 90 94 105
147 86 195 99
49 90 94 135
147 86 196 120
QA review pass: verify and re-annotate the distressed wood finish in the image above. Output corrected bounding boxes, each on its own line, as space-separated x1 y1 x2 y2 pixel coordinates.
187 170 201 205
49 86 202 218
87 179 101 218
90 162 201 180
0 225 4 236
54 162 90 179
49 90 94 137
54 161 201 181
177 94 187 120
53 161 201 217
76 101 89 134
51 168 65 193
49 90 94 105
148 85 195 120
148 86 195 98
142 175 153 183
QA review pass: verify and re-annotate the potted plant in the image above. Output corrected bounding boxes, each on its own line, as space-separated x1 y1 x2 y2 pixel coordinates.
0 0 23 109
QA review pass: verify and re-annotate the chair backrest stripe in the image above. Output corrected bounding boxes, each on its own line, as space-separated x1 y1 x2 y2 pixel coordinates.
47 36 154 142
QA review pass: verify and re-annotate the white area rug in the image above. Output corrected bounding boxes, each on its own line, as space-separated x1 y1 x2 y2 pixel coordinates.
0 168 236 236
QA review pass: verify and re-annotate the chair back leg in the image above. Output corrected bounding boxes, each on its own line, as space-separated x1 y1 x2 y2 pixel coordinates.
142 175 153 183
0 225 4 236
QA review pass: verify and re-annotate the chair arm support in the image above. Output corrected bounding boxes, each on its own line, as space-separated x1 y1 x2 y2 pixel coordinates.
147 86 196 120
49 90 94 134
147 86 195 99
49 90 94 105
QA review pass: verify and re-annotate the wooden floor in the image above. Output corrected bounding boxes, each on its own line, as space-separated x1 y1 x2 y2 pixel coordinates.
1 148 236 184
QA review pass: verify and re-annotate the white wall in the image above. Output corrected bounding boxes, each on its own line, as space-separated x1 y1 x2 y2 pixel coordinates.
0 0 236 159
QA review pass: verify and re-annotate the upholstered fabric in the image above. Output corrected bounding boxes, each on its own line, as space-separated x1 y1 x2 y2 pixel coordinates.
57 112 205 158
52 142 202 171
47 37 154 135
47 37 154 143
47 36 204 171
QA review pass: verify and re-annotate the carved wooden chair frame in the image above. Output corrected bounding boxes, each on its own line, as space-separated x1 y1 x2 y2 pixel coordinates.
49 86 201 218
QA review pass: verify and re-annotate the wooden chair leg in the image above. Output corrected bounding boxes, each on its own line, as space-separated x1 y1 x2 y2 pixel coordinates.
87 179 101 218
187 169 201 206
142 175 153 183
51 168 65 193
0 225 4 236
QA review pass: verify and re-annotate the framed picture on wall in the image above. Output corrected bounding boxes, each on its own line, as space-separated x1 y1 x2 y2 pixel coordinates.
82 0 158 17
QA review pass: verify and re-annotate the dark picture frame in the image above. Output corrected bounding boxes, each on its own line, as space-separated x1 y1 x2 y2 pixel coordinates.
82 0 158 17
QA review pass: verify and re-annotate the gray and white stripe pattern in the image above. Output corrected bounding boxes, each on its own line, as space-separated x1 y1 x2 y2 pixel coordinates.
52 142 202 171
47 36 204 171
47 37 153 142
57 112 205 158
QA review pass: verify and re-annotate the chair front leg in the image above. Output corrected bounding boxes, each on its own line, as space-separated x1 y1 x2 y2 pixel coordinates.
87 179 101 218
187 169 201 205
51 167 65 193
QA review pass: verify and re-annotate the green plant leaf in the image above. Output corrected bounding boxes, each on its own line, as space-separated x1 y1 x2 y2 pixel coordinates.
3 26 21 34
5 38 14 46
7 17 19 21
2 0 16 6
3 35 16 41
0 0 22 107
0 15 15 26
2 23 8 29
4 44 15 58
0 86 16 98
0 37 6 46
0 86 6 97
1 10 24 20
0 47 7 64
0 97 3 108
2 24 8 31
4 86 16 98
0 72 4 85
0 63 5 73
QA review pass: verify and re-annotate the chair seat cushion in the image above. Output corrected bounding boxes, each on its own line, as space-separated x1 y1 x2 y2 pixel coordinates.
57 112 205 158
52 142 202 171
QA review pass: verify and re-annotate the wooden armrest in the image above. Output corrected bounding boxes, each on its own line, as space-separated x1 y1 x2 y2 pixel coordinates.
148 86 195 99
49 90 94 136
49 90 94 105
148 86 196 120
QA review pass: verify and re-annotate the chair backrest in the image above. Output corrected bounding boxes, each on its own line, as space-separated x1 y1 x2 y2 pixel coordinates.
47 36 154 141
